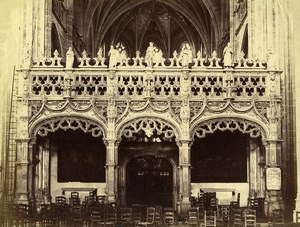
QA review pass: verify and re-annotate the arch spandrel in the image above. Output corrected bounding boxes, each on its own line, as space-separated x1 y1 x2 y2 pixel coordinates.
29 115 108 139
116 114 181 142
191 116 268 140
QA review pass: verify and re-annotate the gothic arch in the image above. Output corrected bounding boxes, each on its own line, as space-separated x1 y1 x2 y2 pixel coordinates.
30 115 107 139
191 117 268 140
116 116 181 141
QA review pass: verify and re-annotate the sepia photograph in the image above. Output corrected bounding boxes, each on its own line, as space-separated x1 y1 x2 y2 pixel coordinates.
0 0 300 226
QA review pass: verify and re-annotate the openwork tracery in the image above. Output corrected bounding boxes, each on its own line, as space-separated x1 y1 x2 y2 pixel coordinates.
33 117 104 137
121 118 176 142
193 118 264 138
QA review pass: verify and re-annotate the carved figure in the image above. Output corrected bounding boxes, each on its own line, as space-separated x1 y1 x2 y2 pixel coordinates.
223 42 233 68
153 48 163 66
145 42 156 67
119 46 128 65
97 47 103 59
108 45 119 68
66 47 74 68
179 43 193 67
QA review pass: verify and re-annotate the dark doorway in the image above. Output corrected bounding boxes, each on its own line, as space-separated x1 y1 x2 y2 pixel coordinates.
126 156 173 207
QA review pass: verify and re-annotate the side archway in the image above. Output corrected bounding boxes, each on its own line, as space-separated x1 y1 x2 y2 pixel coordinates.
190 117 267 207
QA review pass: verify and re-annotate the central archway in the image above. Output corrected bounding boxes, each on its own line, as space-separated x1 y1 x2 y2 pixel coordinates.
126 156 173 207
117 117 179 208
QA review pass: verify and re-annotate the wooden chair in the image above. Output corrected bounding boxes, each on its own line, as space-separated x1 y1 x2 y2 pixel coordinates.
188 207 199 226
232 208 243 227
296 211 300 223
268 209 284 226
96 195 107 205
132 205 142 225
90 208 105 227
244 208 260 227
217 205 229 226
230 193 240 209
163 207 175 226
120 207 132 226
138 207 155 226
154 206 162 226
105 206 117 226
201 210 216 227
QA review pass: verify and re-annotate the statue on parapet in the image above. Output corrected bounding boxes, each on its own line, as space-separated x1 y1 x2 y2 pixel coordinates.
179 43 193 67
118 43 128 66
153 48 164 66
145 42 156 67
108 45 119 68
223 42 233 68
66 47 74 68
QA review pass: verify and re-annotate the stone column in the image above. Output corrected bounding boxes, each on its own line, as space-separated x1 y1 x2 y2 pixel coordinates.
178 140 191 214
15 138 30 204
105 94 118 203
249 138 258 197
105 139 117 203
263 138 284 217
34 139 51 209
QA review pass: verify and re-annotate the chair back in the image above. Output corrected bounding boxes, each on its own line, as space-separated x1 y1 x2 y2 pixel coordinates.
146 207 155 223
269 209 284 225
244 209 256 227
296 210 300 223
204 210 216 227
163 207 175 225
188 207 199 224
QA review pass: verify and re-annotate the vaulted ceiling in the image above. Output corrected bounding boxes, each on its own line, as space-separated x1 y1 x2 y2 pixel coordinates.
73 0 229 58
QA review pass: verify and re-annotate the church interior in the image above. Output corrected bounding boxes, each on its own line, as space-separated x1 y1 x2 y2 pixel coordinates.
0 0 300 226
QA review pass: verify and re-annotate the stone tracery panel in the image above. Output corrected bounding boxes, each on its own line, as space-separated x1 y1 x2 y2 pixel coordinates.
31 74 64 96
121 118 176 142
153 74 180 97
33 117 104 137
74 74 107 96
193 118 263 139
190 74 223 97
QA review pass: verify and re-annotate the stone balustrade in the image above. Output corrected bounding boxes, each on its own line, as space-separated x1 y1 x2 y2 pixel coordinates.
28 49 279 100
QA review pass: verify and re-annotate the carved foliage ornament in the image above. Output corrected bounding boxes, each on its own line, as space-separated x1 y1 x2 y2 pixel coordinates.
194 119 262 139
34 117 104 137
121 118 176 142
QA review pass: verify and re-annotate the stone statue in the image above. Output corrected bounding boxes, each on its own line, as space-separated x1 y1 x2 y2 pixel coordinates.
108 45 118 68
179 43 193 67
66 47 74 68
145 42 156 67
223 42 233 68
119 45 128 65
97 47 103 59
153 48 163 66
